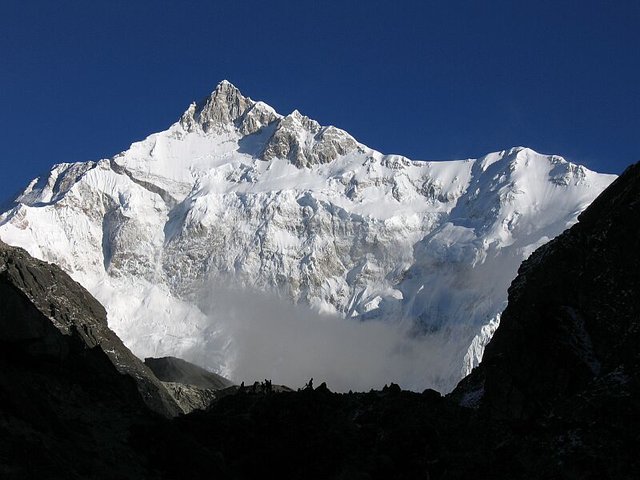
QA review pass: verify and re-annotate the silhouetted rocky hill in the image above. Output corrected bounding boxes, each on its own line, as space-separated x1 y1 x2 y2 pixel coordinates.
0 240 177 478
452 160 640 477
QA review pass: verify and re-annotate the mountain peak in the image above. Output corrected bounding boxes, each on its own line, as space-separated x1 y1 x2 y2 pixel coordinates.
179 80 254 132
216 78 236 89
179 80 280 136
212 79 242 98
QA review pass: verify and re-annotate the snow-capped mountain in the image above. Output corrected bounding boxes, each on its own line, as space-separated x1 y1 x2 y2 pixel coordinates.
0 80 616 391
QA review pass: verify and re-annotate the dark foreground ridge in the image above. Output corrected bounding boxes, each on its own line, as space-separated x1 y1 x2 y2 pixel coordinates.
0 240 175 478
1 161 639 479
0 240 181 418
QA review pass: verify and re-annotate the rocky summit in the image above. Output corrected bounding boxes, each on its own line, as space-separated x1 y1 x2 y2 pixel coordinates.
0 81 616 391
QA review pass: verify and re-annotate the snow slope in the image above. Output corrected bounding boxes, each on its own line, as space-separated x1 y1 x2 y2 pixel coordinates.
0 81 616 391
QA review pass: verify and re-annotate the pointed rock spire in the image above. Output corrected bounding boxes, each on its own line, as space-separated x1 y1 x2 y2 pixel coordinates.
180 80 279 135
178 81 356 167
194 80 253 131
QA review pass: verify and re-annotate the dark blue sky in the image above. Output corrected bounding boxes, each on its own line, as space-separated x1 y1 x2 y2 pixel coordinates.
1 0 638 200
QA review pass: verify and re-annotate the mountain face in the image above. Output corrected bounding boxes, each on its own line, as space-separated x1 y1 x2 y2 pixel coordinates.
0 81 616 391
0 239 181 418
454 161 640 419
1 162 638 479
0 240 175 478
446 161 640 477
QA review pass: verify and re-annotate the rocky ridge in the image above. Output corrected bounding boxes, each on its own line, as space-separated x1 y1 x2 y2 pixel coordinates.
454 161 640 418
0 239 181 418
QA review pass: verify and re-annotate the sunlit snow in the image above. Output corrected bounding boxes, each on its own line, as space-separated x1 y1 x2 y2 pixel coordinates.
0 81 616 392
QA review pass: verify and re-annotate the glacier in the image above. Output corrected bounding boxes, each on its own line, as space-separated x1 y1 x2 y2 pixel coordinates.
0 80 616 392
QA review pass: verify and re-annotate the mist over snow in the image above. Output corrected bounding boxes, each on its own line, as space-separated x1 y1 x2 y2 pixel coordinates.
188 280 460 393
0 81 616 393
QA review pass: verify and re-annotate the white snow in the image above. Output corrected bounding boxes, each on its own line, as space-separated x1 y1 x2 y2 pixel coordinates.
0 81 616 392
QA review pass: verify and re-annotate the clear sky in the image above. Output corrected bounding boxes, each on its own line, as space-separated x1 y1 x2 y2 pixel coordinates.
1 0 638 201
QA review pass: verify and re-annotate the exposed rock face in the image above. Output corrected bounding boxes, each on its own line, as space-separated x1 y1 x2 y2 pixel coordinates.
260 110 358 167
180 80 280 135
145 356 234 412
448 161 640 477
145 355 234 390
0 240 181 418
454 161 640 418
159 381 220 414
0 241 173 478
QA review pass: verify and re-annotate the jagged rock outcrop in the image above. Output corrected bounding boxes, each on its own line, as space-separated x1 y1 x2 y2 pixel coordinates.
260 110 358 167
180 80 279 135
454 161 640 417
0 240 181 418
0 240 180 478
449 161 640 477
159 382 220 414
145 356 234 412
